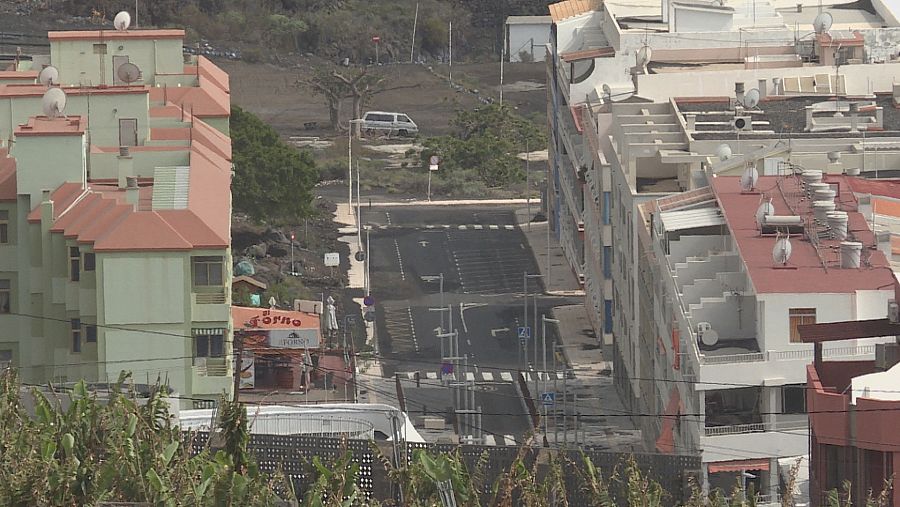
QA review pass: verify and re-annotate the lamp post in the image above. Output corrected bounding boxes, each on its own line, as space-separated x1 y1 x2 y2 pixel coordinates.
348 118 365 218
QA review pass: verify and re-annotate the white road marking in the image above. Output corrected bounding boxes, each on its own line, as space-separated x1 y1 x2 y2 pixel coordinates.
473 224 483 230
504 435 516 446
443 225 451 229
458 225 467 230
500 372 514 382
482 372 494 382
406 372 415 380
393 239 405 280
489 225 499 230
425 224 435 229
379 225 389 230
505 225 515 230
484 435 496 446
385 211 392 225
466 372 475 382
407 307 418 353
490 328 509 337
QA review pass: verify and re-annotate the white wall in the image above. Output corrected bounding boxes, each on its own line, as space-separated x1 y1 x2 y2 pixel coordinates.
637 62 900 100
509 23 551 62
701 427 807 462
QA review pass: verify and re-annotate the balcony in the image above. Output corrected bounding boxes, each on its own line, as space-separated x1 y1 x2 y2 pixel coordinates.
704 417 807 437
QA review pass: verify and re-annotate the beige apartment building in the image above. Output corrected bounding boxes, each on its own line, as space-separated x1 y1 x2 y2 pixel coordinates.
0 23 234 407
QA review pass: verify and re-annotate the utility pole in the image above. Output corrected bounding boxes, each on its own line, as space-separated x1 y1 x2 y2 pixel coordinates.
526 137 530 231
410 2 419 63
448 20 453 86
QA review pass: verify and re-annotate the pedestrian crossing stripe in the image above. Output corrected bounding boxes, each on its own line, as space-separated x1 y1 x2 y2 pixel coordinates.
473 224 483 230
489 225 499 230
482 372 494 382
400 370 543 384
500 372 514 382
465 372 475 381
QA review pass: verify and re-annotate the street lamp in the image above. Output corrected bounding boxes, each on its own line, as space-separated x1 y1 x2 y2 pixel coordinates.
348 118 365 221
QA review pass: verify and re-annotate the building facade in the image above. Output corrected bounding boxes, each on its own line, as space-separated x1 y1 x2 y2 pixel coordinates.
0 25 234 406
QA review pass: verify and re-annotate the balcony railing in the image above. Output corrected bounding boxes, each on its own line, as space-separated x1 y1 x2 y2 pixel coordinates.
698 344 877 366
193 357 228 376
194 287 226 304
704 419 808 437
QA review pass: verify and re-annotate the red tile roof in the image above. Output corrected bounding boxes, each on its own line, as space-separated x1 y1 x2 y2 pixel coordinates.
0 70 38 82
26 183 84 222
15 116 86 137
0 84 149 98
712 175 893 294
47 29 185 41
93 211 193 251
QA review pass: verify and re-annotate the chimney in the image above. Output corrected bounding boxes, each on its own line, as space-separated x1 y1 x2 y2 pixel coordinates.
840 241 862 268
125 176 139 210
849 102 859 133
796 3 803 12
827 212 848 240
758 79 768 100
117 146 133 189
735 82 745 107
40 189 53 231
686 113 696 131
772 77 783 96
827 151 843 173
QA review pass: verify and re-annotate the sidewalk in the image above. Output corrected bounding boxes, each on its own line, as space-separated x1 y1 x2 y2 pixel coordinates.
515 207 642 450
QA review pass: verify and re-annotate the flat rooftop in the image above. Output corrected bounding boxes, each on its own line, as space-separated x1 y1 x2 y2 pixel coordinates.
711 175 894 293
679 95 900 140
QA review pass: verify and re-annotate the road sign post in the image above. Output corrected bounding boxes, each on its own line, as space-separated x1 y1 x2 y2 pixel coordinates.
428 155 439 201
541 392 555 407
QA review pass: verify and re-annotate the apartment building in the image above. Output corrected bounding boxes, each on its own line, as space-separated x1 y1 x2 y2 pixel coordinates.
546 0 900 343
803 318 900 506
0 23 234 406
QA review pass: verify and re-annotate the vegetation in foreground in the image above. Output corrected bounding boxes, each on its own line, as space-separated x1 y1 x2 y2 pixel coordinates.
0 370 891 506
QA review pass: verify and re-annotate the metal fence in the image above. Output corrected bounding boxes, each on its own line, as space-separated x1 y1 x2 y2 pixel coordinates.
185 432 701 505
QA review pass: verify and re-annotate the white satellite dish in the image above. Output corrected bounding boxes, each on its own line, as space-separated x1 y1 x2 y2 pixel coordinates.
755 199 775 226
117 62 142 84
741 165 759 191
41 87 67 118
636 45 652 67
602 83 612 101
813 12 833 34
716 144 733 161
697 322 719 346
113 11 131 31
38 66 59 86
742 88 761 109
773 236 793 265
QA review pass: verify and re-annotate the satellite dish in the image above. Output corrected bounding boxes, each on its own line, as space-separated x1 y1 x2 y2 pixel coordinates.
38 66 59 86
813 12 833 34
41 87 67 118
716 144 733 161
117 62 142 84
697 322 719 346
773 236 793 265
636 45 652 67
756 199 775 226
113 11 131 31
741 165 759 191
743 88 761 109
602 83 612 101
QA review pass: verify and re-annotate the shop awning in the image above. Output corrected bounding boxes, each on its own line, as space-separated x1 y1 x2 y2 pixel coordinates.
708 458 770 473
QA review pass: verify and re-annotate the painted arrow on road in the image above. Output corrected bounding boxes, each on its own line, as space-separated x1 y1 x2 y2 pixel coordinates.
490 327 509 337
418 240 429 247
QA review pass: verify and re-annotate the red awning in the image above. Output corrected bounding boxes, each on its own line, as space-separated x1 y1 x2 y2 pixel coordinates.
708 459 770 473
655 388 682 454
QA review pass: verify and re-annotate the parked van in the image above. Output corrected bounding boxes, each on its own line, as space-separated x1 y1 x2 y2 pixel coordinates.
361 111 419 137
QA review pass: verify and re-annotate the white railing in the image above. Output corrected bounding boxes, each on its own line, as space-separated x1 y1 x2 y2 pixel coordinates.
193 359 228 376
704 419 808 437
689 342 877 367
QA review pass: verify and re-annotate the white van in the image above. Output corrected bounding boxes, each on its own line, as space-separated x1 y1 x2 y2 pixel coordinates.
361 111 419 137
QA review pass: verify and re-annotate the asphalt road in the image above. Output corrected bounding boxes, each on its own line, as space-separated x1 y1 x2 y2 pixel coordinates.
361 205 577 441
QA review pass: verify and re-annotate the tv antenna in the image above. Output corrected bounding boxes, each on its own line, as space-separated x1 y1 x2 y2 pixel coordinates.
813 12 832 34
117 62 142 84
41 88 67 118
113 11 131 31
38 66 59 86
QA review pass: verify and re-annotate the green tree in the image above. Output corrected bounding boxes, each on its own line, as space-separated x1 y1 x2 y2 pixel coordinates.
422 104 545 188
231 105 317 224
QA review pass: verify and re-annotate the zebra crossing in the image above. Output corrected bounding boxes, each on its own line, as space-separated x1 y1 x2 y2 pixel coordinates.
377 224 516 231
482 434 519 446
383 306 418 355
402 370 567 383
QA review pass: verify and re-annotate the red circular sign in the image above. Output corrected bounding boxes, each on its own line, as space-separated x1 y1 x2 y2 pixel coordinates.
372 36 381 43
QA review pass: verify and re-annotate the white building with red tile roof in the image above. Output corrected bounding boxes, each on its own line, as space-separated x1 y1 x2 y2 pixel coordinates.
0 23 234 406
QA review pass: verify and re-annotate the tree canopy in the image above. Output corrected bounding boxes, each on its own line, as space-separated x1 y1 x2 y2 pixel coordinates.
231 105 318 224
421 104 545 187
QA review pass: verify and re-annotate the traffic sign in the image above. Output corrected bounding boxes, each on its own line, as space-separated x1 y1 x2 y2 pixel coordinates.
363 295 375 306
517 326 531 340
519 337 527 347
372 35 381 43
541 392 556 407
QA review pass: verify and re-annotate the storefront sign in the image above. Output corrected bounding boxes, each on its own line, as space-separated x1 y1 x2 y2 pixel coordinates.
269 329 320 349
245 309 303 329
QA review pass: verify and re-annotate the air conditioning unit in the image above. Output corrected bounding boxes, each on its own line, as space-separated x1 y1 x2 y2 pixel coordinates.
733 116 753 132
889 300 899 324
577 273 586 284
